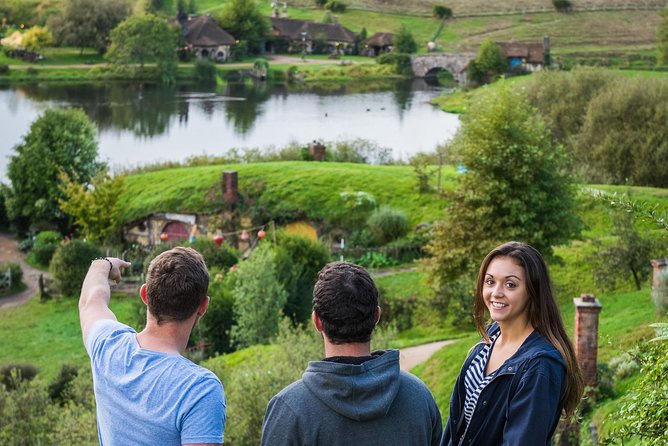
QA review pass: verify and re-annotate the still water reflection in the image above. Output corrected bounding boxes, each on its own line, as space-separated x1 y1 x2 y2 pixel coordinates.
0 78 459 179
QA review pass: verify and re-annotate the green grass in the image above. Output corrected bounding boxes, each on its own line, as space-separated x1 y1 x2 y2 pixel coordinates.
0 295 138 380
118 162 456 225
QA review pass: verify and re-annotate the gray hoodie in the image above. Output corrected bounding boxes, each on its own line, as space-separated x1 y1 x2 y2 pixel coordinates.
261 349 442 446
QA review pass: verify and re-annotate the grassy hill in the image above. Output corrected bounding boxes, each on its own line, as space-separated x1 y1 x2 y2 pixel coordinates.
118 162 455 225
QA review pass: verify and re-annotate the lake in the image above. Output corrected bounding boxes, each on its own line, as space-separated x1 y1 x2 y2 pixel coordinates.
0 78 460 180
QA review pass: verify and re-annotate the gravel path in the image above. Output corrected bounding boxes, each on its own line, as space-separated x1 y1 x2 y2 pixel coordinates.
399 339 457 371
0 232 46 310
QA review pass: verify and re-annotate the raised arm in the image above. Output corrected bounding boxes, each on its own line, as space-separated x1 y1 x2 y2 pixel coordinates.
79 257 131 344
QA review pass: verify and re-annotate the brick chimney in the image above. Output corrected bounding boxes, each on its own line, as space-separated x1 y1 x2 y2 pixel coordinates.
222 171 238 209
573 293 602 387
651 259 668 289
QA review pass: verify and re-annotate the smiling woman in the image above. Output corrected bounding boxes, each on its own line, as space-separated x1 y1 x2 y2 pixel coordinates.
441 241 584 446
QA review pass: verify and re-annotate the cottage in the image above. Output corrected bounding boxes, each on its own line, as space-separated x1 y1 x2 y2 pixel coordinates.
177 13 236 62
267 17 357 55
362 32 394 57
497 36 551 72
125 212 206 246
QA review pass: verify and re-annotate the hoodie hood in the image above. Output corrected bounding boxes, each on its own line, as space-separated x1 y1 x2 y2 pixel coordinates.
302 349 401 422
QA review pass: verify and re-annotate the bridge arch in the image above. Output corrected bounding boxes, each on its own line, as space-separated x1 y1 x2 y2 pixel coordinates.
410 53 476 85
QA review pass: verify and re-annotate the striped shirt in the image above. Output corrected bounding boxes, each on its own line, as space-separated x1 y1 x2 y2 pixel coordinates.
462 330 501 431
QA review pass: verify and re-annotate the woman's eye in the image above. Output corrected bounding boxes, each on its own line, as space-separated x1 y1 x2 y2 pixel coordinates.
506 282 517 289
485 279 494 285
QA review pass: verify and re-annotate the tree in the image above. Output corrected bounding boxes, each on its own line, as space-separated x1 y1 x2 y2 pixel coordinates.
216 0 268 56
656 6 668 65
468 39 506 85
47 0 131 54
592 210 657 291
21 26 53 51
394 24 417 54
230 245 287 348
426 85 580 292
5 108 100 234
106 14 178 83
433 5 453 19
58 170 125 246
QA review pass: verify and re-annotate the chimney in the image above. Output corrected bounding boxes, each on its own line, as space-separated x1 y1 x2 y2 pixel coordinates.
222 171 238 209
651 259 668 314
543 35 551 67
574 293 602 387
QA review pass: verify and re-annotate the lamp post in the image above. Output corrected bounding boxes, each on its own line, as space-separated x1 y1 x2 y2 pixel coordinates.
301 31 307 61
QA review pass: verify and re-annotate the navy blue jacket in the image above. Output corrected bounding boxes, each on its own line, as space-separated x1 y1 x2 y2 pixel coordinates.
441 324 566 446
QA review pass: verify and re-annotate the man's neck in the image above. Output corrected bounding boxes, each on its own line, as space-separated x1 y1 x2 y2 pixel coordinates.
323 340 372 358
136 317 195 355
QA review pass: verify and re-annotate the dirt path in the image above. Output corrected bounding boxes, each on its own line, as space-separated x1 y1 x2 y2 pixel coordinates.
0 232 45 310
399 339 457 371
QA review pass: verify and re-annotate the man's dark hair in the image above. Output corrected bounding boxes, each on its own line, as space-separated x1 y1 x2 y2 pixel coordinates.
312 262 378 344
146 246 209 324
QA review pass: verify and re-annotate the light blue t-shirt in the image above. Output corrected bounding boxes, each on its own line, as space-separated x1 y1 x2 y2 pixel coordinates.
85 319 226 445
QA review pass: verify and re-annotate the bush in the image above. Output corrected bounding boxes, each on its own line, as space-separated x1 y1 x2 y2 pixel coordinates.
48 364 79 404
433 5 453 19
367 206 409 245
188 238 239 270
26 67 38 76
0 262 23 292
200 267 236 354
30 230 61 267
0 64 9 75
553 0 572 11
194 57 217 84
354 251 398 269
376 52 412 75
50 239 101 297
0 363 38 390
324 0 346 12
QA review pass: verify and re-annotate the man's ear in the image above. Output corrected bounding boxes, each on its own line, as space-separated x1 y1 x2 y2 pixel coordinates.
139 284 148 305
375 305 381 325
197 296 210 317
312 310 324 333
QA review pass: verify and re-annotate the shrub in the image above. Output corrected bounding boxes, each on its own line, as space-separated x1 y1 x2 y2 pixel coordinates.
354 251 398 269
30 230 61 267
200 267 236 354
376 52 412 75
0 262 23 292
194 57 217 84
274 232 330 323
433 5 453 19
553 0 572 11
188 238 239 270
50 239 101 297
324 0 346 13
0 363 38 390
367 206 409 245
48 364 79 405
0 64 9 75
336 191 377 229
26 67 38 76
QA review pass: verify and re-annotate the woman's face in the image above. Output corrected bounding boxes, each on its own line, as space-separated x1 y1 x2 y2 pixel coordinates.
483 256 530 326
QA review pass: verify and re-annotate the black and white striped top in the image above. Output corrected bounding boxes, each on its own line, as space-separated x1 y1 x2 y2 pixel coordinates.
462 331 501 429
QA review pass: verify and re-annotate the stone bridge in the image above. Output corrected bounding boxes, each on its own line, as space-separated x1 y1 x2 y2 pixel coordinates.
410 53 476 85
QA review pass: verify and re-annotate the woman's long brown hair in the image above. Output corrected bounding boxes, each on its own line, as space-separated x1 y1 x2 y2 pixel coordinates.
472 241 584 418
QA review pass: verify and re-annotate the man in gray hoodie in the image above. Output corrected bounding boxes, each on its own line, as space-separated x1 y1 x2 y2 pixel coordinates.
261 261 442 446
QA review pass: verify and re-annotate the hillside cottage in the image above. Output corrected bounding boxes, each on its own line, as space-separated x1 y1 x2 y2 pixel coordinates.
267 17 357 55
497 36 551 72
177 13 236 62
362 32 394 57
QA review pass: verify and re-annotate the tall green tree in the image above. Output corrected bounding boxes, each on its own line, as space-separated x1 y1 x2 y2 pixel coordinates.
58 170 125 246
468 39 506 85
47 0 131 54
216 0 269 56
5 108 100 234
592 210 658 291
106 13 178 83
394 24 418 53
426 85 580 291
230 245 287 348
658 7 668 65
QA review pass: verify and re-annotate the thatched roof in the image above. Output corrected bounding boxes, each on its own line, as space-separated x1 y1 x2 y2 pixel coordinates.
270 17 357 43
363 32 394 47
183 15 236 47
497 41 546 64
